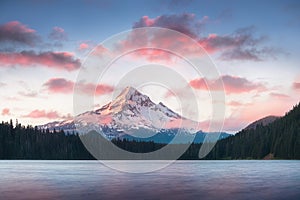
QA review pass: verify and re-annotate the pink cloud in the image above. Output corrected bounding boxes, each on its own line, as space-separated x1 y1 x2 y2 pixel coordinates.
0 21 39 46
43 78 74 93
133 14 208 38
0 51 81 71
227 101 243 107
78 42 89 50
131 14 276 61
76 82 114 96
43 78 114 96
23 109 60 119
189 78 208 90
189 75 265 94
48 26 67 41
293 82 300 90
269 92 289 98
1 108 10 116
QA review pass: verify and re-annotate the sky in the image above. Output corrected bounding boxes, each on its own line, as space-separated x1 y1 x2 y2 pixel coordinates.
0 0 299 133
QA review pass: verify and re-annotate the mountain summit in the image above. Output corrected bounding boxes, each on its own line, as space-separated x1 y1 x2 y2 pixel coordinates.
41 87 195 133
40 87 229 143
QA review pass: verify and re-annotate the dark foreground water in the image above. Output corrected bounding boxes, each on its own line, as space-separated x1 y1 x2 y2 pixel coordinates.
0 160 299 200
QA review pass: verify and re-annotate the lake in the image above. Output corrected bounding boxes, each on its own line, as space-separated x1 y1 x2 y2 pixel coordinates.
0 160 299 200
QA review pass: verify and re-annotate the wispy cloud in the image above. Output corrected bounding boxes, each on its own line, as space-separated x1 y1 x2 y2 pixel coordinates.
189 75 266 94
18 91 39 98
0 82 6 87
133 13 208 38
43 78 74 94
48 26 68 41
1 108 10 116
78 42 89 50
293 82 300 90
43 78 114 96
23 109 60 119
269 92 290 98
130 14 279 61
0 51 81 71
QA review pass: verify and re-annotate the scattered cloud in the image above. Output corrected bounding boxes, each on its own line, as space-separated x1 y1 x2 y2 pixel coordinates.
78 42 89 50
269 92 289 98
227 101 243 107
1 108 10 116
18 91 38 98
0 82 6 87
131 14 279 61
23 109 60 119
43 78 114 96
199 27 277 61
77 82 114 96
0 21 40 46
293 82 300 90
48 26 68 41
0 51 81 71
133 13 208 38
43 78 74 94
190 75 266 94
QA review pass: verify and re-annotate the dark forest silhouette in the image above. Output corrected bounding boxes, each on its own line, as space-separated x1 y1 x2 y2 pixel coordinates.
0 103 299 160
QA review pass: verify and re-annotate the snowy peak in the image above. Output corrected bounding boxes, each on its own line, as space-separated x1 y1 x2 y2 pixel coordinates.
96 87 156 116
41 86 199 136
117 86 145 100
78 86 196 133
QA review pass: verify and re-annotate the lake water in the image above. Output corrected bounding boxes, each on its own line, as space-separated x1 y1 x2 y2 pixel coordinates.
0 160 299 200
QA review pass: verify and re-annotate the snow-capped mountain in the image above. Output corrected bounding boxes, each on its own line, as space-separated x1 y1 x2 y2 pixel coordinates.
40 86 230 143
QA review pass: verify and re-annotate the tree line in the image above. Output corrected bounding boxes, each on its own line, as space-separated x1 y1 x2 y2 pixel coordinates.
0 102 299 160
206 103 300 159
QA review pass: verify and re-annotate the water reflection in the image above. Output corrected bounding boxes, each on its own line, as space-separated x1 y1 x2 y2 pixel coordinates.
0 160 299 200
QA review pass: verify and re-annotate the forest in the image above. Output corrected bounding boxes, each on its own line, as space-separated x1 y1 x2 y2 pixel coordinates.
0 103 299 160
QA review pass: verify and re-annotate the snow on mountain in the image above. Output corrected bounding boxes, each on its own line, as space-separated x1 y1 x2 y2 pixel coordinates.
40 86 229 142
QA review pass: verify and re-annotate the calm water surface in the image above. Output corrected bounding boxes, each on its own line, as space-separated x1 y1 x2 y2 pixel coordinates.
0 160 299 200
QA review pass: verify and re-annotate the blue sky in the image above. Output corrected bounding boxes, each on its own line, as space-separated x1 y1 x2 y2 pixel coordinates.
0 0 299 132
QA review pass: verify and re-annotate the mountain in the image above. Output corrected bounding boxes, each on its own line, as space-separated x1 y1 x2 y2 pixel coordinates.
40 86 230 143
206 103 300 159
244 115 280 130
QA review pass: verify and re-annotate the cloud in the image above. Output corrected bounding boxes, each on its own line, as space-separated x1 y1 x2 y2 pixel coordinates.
1 108 10 116
198 27 276 61
78 82 114 95
189 75 265 94
18 91 38 98
131 14 278 61
293 82 300 90
0 51 81 71
48 26 68 41
133 13 208 38
269 92 289 98
0 21 40 46
43 78 74 93
78 42 89 50
23 109 60 119
227 101 243 107
0 82 6 87
43 78 114 96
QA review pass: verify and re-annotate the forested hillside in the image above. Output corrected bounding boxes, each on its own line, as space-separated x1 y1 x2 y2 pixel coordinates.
0 103 299 160
206 103 300 159
0 121 93 159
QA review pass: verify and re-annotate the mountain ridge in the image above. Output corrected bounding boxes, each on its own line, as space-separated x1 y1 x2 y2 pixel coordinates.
40 86 230 143
244 115 280 131
206 102 300 159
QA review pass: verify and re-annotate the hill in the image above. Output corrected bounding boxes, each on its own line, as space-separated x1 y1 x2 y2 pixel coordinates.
244 115 280 130
206 103 300 159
